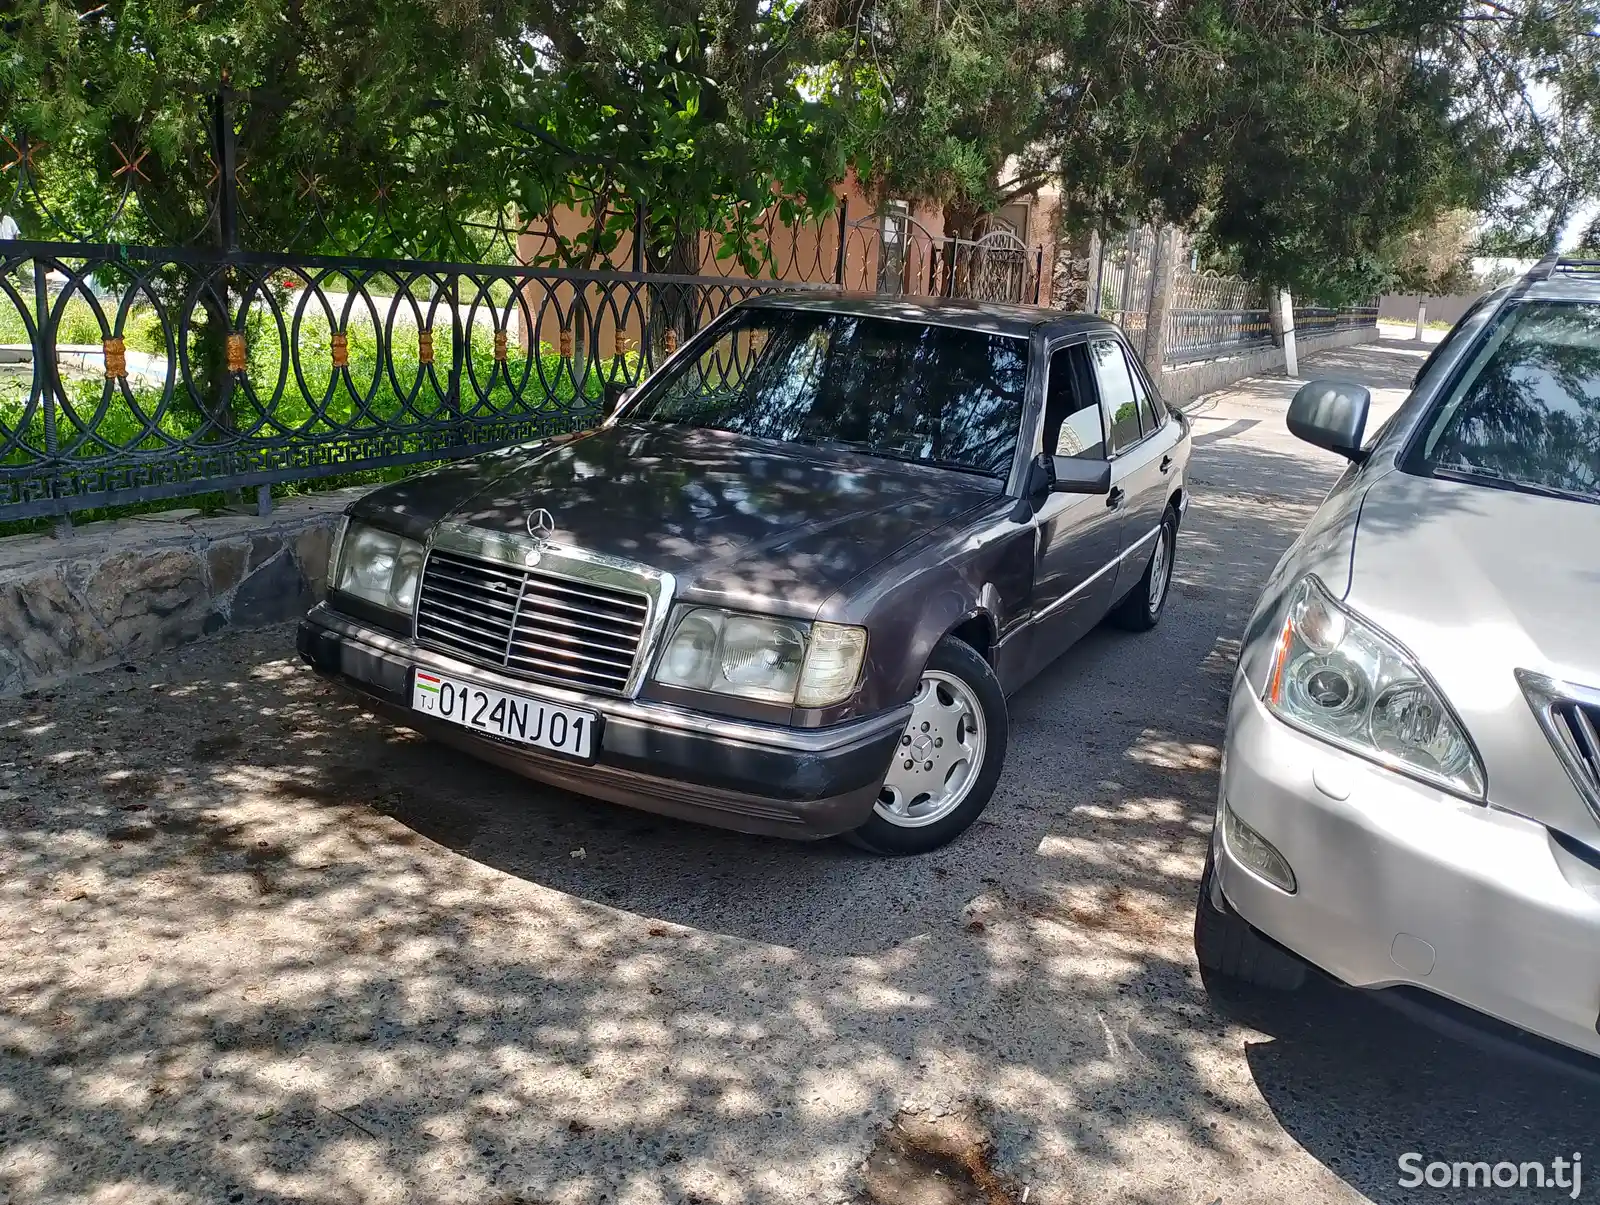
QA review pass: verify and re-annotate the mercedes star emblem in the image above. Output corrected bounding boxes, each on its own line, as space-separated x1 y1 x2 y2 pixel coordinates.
526 507 556 542
524 507 556 565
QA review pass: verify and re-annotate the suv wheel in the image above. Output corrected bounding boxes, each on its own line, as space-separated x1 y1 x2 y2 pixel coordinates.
847 635 1008 855
1194 846 1307 991
1110 504 1178 631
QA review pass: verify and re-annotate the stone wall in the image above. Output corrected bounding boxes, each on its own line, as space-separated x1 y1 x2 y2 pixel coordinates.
1161 324 1380 407
0 490 363 695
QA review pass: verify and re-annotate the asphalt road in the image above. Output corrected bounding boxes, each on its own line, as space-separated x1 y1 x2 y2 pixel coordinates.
2 336 1596 1205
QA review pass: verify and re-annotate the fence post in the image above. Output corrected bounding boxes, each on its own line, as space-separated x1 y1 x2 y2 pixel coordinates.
212 85 240 254
35 260 70 539
834 198 850 286
1140 226 1181 378
448 273 464 423
633 197 646 274
1084 230 1103 314
1280 290 1299 377
1033 246 1044 305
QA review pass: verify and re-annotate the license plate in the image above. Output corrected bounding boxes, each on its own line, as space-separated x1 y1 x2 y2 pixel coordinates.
411 670 597 759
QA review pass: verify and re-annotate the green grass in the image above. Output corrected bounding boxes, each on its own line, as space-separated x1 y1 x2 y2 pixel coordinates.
0 304 631 536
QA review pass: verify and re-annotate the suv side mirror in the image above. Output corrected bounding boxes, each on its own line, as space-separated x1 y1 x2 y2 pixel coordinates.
1288 379 1371 460
1030 453 1112 495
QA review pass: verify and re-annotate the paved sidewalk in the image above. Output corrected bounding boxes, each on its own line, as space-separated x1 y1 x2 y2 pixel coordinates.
2 339 1593 1205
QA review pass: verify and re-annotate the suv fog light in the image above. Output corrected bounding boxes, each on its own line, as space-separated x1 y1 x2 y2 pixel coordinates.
1221 801 1298 894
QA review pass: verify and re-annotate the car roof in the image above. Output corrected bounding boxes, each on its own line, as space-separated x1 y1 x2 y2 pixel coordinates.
737 289 1119 340
1504 258 1600 305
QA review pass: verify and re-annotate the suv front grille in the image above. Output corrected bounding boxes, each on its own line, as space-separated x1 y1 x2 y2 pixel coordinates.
416 550 650 694
1518 669 1600 826
1554 700 1600 798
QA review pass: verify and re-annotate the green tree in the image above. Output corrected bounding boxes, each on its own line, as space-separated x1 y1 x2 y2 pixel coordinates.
839 0 1600 301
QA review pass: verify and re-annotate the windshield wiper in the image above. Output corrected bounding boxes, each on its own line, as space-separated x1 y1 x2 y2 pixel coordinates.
809 439 1001 478
1433 466 1599 506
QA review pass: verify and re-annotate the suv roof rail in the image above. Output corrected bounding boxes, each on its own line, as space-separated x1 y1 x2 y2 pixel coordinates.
1527 254 1600 281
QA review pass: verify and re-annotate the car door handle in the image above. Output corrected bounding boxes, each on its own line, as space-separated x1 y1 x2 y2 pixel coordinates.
1106 486 1125 508
1159 454 1174 473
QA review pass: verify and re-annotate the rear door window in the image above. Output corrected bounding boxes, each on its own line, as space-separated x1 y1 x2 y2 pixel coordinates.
1089 339 1144 453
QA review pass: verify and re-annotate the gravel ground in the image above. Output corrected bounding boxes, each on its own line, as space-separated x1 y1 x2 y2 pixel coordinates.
3 338 1597 1205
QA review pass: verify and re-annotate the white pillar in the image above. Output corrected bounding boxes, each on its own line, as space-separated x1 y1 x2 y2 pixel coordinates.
1280 290 1298 378
1413 300 1427 342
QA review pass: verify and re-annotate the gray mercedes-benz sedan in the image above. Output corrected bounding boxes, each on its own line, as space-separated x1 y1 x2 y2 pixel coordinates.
1198 258 1600 1062
299 294 1191 854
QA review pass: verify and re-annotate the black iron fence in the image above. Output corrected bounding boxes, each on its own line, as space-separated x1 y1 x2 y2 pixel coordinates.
1165 273 1273 365
0 241 810 522
1092 225 1380 366
1292 303 1381 336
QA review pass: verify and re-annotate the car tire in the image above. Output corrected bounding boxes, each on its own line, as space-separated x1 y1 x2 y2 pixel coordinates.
1194 845 1307 991
1109 503 1178 632
846 635 1009 856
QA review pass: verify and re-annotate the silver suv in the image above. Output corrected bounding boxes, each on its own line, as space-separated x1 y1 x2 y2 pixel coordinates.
1196 257 1600 1063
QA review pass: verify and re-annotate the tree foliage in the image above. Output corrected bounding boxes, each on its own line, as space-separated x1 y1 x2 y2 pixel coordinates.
0 1 525 255
2 0 1597 301
841 0 1600 299
488 0 851 272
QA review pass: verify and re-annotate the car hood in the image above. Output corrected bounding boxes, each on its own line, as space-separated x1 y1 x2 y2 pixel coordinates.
438 423 999 614
1348 468 1600 842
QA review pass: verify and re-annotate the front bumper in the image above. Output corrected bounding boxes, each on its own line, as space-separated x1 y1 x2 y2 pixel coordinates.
1217 673 1600 1062
297 605 908 840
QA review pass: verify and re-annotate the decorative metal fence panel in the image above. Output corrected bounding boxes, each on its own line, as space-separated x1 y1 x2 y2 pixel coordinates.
1165 273 1273 365
834 216 1042 304
1092 227 1160 350
0 242 810 521
1292 301 1381 337
1094 224 1379 364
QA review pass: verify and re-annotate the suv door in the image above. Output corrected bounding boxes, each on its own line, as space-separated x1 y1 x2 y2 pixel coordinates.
1026 340 1125 660
1086 338 1183 608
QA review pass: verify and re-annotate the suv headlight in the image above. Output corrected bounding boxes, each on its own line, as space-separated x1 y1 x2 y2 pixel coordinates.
652 606 867 708
1264 575 1485 799
333 520 424 614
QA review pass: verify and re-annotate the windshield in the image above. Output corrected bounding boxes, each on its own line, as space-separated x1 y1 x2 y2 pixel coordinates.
1414 300 1600 502
628 307 1029 478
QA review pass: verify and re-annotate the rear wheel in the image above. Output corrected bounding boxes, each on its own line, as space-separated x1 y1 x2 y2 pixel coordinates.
1110 504 1178 631
847 635 1008 856
1194 845 1307 991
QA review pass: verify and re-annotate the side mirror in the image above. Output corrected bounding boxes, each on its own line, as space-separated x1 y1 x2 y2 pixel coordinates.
1288 379 1371 460
602 383 636 419
1030 453 1112 495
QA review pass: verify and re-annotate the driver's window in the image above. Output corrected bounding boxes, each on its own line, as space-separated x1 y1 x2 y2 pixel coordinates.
1041 344 1105 459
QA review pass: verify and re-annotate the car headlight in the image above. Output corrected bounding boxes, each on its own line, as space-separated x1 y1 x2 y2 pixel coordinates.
333 521 425 614
1264 575 1485 798
652 606 867 707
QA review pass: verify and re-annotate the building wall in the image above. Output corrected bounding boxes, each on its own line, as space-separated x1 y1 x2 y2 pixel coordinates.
508 175 1060 360
1379 292 1486 326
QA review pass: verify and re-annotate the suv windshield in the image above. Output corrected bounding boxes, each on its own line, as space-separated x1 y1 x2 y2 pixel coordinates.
1414 300 1600 503
629 307 1028 478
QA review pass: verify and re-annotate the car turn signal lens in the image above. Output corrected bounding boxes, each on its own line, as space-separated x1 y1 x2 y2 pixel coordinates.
796 623 868 708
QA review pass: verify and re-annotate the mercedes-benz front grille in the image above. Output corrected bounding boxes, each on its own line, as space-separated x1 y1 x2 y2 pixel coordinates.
415 550 650 694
